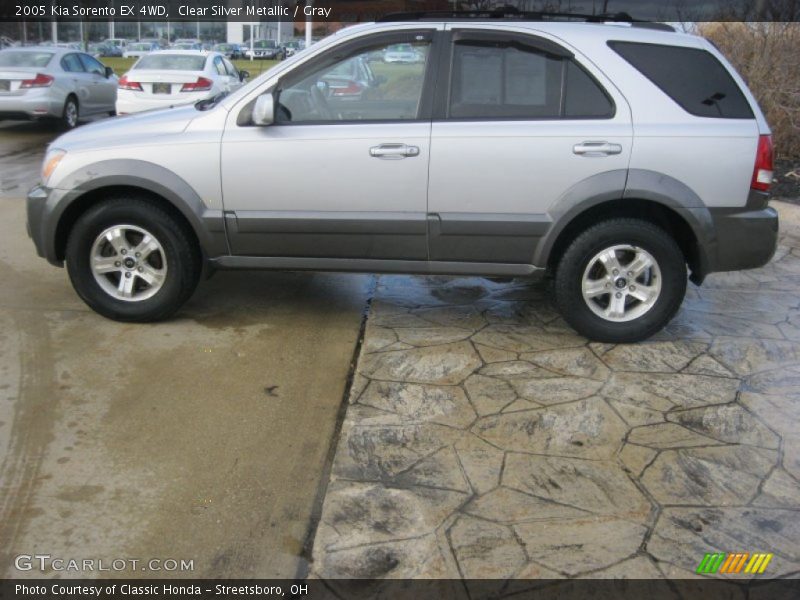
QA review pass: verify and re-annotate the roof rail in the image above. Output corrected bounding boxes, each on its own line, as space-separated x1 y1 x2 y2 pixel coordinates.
376 8 675 32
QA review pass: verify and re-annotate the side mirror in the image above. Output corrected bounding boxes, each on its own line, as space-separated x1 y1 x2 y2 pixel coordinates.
252 93 274 126
239 70 250 82
105 66 115 78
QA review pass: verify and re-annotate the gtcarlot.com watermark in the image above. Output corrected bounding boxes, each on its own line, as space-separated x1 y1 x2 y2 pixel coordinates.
14 554 194 573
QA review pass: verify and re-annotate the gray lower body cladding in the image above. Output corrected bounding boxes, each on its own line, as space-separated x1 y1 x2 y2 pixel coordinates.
225 210 550 264
28 183 778 281
706 204 779 272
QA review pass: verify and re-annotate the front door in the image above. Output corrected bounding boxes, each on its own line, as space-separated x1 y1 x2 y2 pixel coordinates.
221 29 439 260
427 28 632 264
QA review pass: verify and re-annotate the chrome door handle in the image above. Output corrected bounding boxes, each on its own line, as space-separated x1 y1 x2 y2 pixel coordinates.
369 144 420 159
573 141 623 156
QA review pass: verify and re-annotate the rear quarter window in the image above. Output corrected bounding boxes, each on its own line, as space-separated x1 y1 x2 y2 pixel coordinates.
608 41 753 119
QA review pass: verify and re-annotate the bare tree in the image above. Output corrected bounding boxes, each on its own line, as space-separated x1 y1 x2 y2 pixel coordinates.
698 22 800 158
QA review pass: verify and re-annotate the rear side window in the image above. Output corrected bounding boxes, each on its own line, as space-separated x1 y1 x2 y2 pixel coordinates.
0 51 53 68
61 54 85 73
449 39 614 120
134 54 206 71
608 41 753 119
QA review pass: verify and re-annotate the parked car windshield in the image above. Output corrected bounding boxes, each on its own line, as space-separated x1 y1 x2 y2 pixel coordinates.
128 43 153 52
0 51 54 67
134 54 206 70
254 41 278 49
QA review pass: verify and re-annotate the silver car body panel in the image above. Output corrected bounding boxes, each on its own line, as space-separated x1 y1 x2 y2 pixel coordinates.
31 20 775 276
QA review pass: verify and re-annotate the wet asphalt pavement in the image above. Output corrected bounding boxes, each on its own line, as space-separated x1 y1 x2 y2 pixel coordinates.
0 119 372 578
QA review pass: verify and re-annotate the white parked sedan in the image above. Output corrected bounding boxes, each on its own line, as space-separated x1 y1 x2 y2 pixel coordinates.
123 42 159 59
116 51 247 115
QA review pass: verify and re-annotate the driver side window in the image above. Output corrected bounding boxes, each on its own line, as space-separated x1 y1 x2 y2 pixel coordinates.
275 39 431 123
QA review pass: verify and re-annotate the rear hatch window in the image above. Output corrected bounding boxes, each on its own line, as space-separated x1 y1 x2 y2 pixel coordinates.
608 41 753 119
0 51 54 68
134 54 206 71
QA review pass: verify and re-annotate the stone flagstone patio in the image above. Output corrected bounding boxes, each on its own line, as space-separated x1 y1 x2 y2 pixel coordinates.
310 202 800 588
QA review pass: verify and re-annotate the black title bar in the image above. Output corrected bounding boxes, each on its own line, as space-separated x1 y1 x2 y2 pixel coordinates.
2 0 800 23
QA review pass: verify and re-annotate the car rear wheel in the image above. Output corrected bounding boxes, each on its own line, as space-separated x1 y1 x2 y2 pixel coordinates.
62 96 79 129
65 197 201 322
554 218 687 343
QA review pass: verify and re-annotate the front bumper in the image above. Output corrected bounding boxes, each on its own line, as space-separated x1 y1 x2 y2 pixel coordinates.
26 184 52 261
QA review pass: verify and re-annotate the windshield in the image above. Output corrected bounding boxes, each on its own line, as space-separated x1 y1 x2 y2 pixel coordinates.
387 44 414 53
0 51 54 67
254 41 277 49
134 54 206 71
128 43 152 51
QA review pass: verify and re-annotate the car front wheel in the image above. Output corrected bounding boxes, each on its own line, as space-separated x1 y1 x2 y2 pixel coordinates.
554 218 687 343
65 197 201 322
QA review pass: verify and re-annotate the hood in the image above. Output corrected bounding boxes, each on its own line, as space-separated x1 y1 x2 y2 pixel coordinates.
51 104 200 152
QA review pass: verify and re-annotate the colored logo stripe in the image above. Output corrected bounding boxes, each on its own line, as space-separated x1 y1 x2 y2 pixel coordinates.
697 552 773 574
697 553 726 574
745 553 773 574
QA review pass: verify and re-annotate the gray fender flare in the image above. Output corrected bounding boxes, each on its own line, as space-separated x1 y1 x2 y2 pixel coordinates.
45 159 227 263
533 169 715 278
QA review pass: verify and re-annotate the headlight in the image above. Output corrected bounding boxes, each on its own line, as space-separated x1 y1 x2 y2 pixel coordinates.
42 148 66 185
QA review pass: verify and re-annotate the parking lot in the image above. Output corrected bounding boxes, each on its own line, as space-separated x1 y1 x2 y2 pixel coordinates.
1 118 799 583
0 120 372 578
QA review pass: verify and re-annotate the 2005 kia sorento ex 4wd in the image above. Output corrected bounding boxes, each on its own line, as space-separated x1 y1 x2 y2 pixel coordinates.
26 15 778 343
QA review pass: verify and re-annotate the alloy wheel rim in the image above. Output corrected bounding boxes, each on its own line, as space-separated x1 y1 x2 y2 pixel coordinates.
581 244 662 323
65 102 78 127
89 224 168 302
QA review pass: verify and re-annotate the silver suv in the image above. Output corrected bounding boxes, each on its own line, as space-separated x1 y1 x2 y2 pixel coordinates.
26 15 778 342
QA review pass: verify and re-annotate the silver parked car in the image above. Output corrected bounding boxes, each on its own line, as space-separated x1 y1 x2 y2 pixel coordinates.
0 46 117 128
26 14 778 342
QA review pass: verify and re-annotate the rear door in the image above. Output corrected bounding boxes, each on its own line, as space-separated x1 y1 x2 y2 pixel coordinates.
78 53 116 113
212 55 237 93
60 53 94 112
427 27 632 264
221 57 244 92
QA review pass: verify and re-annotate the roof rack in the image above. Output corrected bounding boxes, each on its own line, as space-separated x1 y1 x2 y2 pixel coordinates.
376 8 675 32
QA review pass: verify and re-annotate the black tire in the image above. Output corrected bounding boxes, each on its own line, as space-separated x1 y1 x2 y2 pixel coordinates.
554 218 687 343
61 95 79 129
108 109 117 117
65 197 202 322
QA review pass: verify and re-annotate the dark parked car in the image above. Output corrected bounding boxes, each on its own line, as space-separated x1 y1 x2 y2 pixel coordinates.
246 40 285 60
213 43 245 60
88 43 122 58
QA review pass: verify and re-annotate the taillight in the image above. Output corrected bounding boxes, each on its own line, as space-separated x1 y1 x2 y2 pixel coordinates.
331 82 363 96
118 75 142 91
180 77 213 92
751 134 774 192
20 73 53 88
